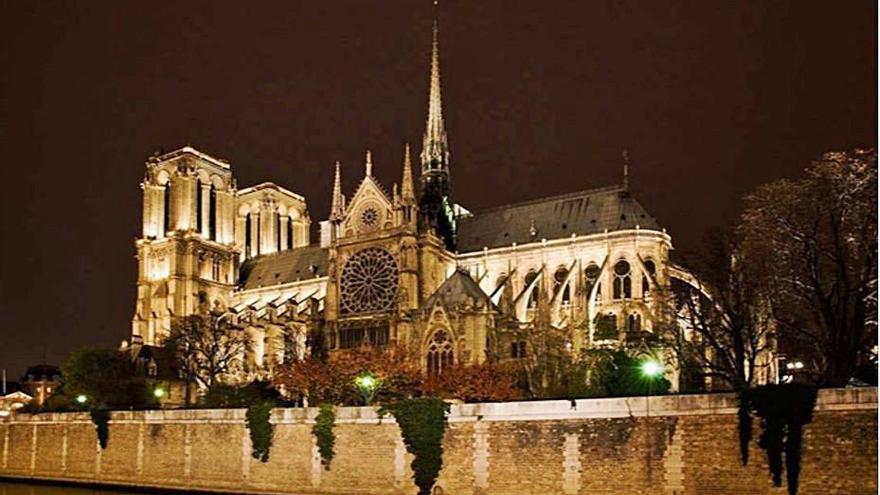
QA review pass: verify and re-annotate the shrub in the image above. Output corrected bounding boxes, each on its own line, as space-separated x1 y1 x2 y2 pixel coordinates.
202 381 280 408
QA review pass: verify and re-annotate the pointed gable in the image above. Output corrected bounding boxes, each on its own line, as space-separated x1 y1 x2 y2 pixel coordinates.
422 268 497 313
341 154 395 236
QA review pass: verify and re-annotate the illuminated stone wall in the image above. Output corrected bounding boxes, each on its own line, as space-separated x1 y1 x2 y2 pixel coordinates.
0 388 875 494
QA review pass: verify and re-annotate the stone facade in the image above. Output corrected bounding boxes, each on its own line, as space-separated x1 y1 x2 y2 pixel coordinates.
0 388 875 494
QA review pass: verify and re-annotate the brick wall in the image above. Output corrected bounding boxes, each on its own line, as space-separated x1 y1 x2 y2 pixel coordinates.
0 388 875 494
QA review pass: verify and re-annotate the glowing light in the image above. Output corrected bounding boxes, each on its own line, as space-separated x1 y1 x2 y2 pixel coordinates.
786 361 805 370
641 360 663 378
75 394 88 404
354 372 380 405
153 388 166 398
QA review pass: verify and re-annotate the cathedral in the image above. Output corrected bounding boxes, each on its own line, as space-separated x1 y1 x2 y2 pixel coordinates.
129 22 697 389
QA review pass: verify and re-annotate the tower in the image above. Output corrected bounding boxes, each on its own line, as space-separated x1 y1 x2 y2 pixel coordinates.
418 17 456 251
132 147 238 346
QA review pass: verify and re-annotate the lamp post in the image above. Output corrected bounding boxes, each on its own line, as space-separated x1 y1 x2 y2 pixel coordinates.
354 372 381 406
640 358 663 473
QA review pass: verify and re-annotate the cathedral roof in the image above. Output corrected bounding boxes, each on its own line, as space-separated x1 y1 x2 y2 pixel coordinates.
455 185 661 252
421 269 497 312
238 245 329 290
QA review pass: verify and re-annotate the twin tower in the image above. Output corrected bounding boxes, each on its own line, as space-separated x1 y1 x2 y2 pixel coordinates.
132 21 456 345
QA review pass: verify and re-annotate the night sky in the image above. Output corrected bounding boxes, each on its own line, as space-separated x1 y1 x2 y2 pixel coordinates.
0 1 875 378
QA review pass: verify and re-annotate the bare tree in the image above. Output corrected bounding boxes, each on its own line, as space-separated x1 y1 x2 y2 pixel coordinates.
661 229 775 391
166 310 252 405
739 149 878 386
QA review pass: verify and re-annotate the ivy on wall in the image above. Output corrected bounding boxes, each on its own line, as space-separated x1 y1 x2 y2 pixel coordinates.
380 398 450 495
89 408 110 449
246 401 275 463
313 404 336 469
738 384 818 495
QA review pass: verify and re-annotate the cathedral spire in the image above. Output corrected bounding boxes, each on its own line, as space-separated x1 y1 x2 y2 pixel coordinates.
420 14 449 172
401 143 415 201
622 149 630 192
330 161 344 222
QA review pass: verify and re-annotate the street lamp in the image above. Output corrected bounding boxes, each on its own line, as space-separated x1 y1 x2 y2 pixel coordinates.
75 394 88 405
354 372 380 405
641 360 663 379
153 387 166 399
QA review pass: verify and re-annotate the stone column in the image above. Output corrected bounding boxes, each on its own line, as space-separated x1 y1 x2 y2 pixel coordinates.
217 190 234 245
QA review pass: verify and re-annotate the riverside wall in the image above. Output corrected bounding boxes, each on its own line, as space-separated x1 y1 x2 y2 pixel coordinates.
0 388 875 494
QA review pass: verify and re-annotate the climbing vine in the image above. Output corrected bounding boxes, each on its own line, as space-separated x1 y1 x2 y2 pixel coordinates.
738 384 818 495
313 404 336 469
246 401 275 462
89 408 110 449
379 398 450 495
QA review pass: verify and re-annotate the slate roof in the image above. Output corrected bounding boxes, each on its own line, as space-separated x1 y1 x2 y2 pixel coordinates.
455 185 661 253
239 245 329 290
422 269 496 312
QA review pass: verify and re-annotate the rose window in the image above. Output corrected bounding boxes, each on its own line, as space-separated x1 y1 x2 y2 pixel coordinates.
340 247 399 314
360 207 379 227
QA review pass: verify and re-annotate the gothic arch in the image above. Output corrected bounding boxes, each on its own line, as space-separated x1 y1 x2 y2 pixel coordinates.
425 328 454 377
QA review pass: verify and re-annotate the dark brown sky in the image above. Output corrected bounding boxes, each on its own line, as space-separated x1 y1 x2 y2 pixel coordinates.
0 1 875 378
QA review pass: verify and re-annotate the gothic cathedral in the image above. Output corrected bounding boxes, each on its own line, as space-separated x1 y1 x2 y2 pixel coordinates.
130 21 696 388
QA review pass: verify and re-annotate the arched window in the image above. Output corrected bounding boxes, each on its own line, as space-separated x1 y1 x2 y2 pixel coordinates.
642 259 655 298
426 330 454 377
287 218 293 250
163 182 171 235
613 260 632 299
554 267 570 305
584 263 600 301
196 179 203 233
245 214 252 257
209 184 217 240
277 215 283 252
524 270 539 308
627 313 642 333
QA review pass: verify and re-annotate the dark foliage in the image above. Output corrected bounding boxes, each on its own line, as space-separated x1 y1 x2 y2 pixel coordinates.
739 384 818 495
380 398 450 495
313 404 336 469
61 347 157 410
90 408 111 449
201 381 281 408
245 401 275 463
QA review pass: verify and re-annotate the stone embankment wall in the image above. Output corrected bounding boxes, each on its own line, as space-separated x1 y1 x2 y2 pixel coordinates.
0 388 875 494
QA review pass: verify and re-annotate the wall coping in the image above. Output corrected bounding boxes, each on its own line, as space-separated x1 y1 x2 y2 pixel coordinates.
2 387 874 425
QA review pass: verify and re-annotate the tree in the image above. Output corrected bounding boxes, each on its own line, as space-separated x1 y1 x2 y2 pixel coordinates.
421 362 522 402
739 149 878 386
61 347 155 409
661 229 775 391
165 311 251 405
273 343 422 406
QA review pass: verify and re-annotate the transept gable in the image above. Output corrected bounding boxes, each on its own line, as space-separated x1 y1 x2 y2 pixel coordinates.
341 159 395 237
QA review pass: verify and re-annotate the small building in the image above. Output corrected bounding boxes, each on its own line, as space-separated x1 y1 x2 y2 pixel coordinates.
21 365 61 408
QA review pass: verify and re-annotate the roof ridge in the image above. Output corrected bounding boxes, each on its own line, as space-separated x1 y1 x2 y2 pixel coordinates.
461 183 625 216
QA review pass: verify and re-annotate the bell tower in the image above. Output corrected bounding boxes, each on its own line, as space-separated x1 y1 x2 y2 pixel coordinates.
132 147 238 346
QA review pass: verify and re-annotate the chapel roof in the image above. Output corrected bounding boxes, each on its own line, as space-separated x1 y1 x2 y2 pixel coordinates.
421 268 497 312
238 245 329 290
455 184 661 253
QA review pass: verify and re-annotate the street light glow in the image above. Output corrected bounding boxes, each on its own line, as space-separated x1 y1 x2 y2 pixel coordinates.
641 360 663 378
75 394 88 404
153 388 166 398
